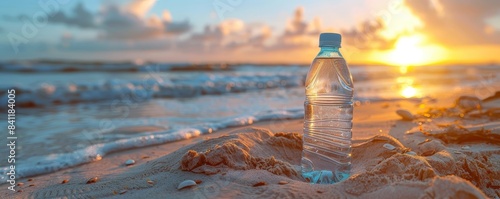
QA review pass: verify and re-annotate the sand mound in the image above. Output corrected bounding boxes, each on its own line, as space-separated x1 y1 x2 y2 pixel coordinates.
27 125 496 198
180 129 300 177
422 176 488 199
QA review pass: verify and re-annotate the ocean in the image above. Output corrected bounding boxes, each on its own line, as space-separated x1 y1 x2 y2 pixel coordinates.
0 62 498 179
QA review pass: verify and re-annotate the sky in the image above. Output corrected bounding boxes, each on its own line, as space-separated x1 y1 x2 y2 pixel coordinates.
0 0 499 66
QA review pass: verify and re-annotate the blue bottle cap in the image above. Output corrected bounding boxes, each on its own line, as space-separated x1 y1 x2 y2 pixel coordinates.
319 33 341 47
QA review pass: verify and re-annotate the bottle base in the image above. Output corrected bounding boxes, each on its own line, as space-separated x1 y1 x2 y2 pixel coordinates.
302 170 350 184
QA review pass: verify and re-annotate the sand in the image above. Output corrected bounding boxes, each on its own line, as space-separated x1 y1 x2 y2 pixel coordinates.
2 93 499 198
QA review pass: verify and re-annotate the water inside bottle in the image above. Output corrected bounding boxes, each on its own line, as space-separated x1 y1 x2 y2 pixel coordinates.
302 57 353 184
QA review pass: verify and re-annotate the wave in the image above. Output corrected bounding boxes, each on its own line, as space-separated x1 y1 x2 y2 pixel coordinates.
0 62 185 73
0 73 306 108
0 61 305 73
0 108 304 179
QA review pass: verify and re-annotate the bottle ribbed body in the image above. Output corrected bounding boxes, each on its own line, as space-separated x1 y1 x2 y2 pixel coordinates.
302 56 353 184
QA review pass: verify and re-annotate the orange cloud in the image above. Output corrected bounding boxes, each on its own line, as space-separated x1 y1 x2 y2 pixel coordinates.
126 0 156 17
404 0 500 46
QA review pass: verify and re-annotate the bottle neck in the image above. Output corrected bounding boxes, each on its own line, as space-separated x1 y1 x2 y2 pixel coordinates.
317 46 342 58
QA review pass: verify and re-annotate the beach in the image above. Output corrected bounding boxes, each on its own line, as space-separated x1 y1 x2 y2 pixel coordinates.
2 91 499 198
2 0 500 198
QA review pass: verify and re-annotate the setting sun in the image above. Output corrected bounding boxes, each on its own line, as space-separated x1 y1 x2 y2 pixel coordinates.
384 35 446 67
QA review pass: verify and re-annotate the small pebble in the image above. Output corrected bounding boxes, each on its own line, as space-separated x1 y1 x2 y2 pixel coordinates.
455 96 481 111
28 179 33 182
317 190 324 193
253 181 267 187
396 109 415 121
94 154 102 161
119 190 127 194
17 182 24 186
461 146 470 150
383 143 396 150
61 179 69 184
29 184 35 187
125 159 135 166
454 151 461 154
147 180 154 185
421 150 436 156
177 180 197 190
86 177 99 184
406 151 417 156
195 180 202 184
17 190 22 193
278 181 288 185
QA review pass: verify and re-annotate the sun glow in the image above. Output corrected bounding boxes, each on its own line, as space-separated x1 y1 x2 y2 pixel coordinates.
384 34 446 67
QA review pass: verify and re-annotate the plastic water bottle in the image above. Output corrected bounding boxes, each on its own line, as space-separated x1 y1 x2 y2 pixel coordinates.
301 33 353 184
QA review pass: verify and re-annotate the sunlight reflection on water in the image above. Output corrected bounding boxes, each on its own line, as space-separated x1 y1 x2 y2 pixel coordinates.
396 76 421 98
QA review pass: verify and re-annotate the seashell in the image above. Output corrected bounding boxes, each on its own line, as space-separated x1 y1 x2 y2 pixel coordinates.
61 179 69 184
253 181 267 187
177 180 197 190
125 159 135 166
86 177 99 184
383 143 396 150
278 181 288 185
119 190 127 194
396 109 415 121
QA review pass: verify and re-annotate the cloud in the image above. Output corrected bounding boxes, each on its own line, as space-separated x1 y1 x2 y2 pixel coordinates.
126 0 156 17
181 19 271 51
49 2 96 29
341 19 398 50
100 0 191 40
0 4 415 62
48 6 398 54
404 0 500 46
6 0 190 40
98 3 190 40
102 0 191 39
2 2 96 29
270 7 322 50
268 7 396 51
